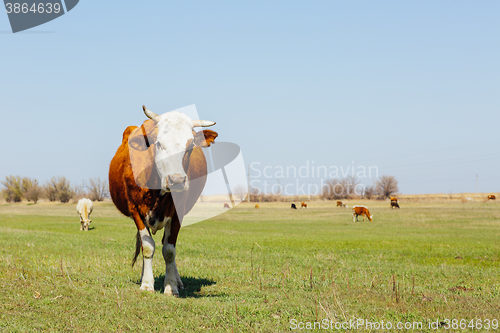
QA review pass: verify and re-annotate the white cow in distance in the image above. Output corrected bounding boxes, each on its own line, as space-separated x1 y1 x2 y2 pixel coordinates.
77 198 93 231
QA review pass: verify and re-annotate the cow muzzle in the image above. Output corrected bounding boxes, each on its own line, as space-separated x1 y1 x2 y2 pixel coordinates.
166 174 188 192
82 220 91 231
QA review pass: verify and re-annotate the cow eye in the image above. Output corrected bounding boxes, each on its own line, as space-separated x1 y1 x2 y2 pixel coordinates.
155 141 164 150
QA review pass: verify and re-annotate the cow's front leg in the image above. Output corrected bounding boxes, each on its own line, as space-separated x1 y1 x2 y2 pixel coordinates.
173 260 184 290
162 215 183 296
162 243 178 296
139 228 155 292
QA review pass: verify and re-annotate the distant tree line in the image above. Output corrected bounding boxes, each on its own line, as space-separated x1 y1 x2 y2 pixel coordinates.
1 176 109 204
246 175 399 202
321 175 399 200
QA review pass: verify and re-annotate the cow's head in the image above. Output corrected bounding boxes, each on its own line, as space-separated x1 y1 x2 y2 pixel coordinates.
82 219 91 231
128 106 217 193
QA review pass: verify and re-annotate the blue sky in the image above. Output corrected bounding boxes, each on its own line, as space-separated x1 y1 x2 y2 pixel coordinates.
1 1 499 195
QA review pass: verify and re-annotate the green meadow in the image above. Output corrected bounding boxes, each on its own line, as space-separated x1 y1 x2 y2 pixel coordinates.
0 200 499 332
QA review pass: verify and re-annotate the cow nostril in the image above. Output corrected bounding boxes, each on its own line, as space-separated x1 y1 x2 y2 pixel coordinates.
167 174 187 186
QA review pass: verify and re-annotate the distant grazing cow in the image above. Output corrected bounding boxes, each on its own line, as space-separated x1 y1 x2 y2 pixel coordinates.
390 197 400 209
337 201 347 208
77 198 93 231
109 105 217 295
255 204 259 209
291 203 297 209
223 203 230 209
352 205 373 222
301 202 308 209
488 195 496 200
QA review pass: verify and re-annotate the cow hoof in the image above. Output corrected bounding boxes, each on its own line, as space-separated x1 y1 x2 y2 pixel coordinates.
164 285 179 297
140 285 154 293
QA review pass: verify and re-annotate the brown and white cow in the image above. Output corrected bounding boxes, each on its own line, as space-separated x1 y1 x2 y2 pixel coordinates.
352 205 373 222
336 201 347 208
488 195 496 200
255 204 260 209
301 202 308 209
76 198 93 231
390 197 400 209
109 106 217 296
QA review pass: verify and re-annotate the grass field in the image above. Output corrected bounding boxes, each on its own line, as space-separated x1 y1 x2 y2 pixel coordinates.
0 200 499 332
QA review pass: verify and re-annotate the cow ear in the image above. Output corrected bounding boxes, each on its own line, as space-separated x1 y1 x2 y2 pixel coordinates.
194 130 218 147
128 120 158 151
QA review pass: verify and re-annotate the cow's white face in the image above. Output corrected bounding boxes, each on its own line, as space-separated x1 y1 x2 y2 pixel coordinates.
154 111 194 192
140 106 216 194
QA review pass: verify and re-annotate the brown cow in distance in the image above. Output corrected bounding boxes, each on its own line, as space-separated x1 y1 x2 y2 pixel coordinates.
352 205 373 222
488 195 496 200
109 106 217 296
223 203 230 209
337 201 347 208
391 197 400 209
301 202 308 209
255 204 260 209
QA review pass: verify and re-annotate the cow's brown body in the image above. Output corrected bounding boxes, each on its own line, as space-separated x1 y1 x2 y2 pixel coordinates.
488 195 496 200
301 202 308 208
352 205 373 222
255 204 259 209
109 118 217 295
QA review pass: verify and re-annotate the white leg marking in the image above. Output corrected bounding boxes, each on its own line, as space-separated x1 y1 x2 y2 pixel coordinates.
139 228 155 292
162 243 178 296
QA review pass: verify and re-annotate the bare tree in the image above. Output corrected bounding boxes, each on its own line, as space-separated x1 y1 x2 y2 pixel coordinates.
25 185 42 203
322 176 362 200
56 177 74 203
22 177 41 203
44 180 57 202
249 186 261 202
342 175 361 198
1 175 23 202
375 175 399 199
87 177 109 202
45 176 74 203
364 185 376 199
322 178 343 200
232 184 248 202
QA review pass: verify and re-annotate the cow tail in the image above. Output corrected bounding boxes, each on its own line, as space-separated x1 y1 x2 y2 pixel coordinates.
132 231 141 267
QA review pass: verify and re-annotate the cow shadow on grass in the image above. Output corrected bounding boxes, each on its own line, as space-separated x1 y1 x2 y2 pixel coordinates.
149 275 218 298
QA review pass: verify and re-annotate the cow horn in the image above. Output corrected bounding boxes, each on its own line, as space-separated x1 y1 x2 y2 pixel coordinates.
192 120 216 127
143 105 161 123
